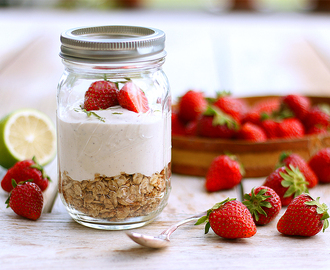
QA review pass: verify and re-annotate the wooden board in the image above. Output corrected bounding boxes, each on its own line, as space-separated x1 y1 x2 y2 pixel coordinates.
2 174 330 270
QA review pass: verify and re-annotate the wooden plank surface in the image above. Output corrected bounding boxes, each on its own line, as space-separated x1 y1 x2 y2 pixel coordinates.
2 175 330 270
2 8 330 270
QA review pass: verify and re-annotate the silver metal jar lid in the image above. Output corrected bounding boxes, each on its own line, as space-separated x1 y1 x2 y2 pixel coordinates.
60 25 166 62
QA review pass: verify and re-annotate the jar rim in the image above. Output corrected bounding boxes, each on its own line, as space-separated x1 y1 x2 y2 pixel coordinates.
60 25 166 63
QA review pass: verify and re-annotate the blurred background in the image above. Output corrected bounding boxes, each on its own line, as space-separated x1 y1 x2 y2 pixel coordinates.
0 0 330 120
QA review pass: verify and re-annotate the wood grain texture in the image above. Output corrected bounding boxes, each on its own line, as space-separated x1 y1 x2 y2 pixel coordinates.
2 175 330 270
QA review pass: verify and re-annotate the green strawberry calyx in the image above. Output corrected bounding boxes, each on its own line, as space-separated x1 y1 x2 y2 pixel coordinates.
203 105 238 130
195 198 236 234
30 156 51 182
318 104 330 116
275 151 292 169
242 188 272 222
224 152 246 177
305 195 330 232
280 165 309 198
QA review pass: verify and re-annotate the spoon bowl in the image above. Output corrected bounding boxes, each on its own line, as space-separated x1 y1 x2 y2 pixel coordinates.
126 211 206 249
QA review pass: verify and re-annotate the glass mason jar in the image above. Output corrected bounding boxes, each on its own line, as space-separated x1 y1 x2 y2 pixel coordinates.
57 26 171 230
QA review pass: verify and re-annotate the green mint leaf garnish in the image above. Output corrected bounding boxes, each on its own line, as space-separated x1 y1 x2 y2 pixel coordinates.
74 107 105 122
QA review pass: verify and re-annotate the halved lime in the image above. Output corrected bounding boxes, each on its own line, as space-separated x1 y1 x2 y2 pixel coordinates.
0 109 56 169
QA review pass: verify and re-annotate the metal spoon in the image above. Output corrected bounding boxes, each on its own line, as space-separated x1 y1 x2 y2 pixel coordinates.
126 211 207 249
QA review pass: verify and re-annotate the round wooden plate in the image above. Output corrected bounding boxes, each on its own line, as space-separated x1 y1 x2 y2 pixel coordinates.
172 95 330 178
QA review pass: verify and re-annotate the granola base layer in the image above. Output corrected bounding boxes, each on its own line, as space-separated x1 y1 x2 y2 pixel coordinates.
59 165 170 221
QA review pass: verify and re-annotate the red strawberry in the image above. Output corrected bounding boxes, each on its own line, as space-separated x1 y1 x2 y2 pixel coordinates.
243 186 282 225
197 105 239 139
281 94 310 121
117 81 149 113
277 194 329 236
260 118 279 139
1 157 51 192
242 98 280 125
171 111 186 136
306 125 328 135
205 154 243 192
6 180 43 221
213 93 247 124
184 120 198 136
177 90 207 123
237 122 267 142
277 118 304 139
195 198 257 239
84 80 119 111
263 165 308 206
309 148 330 183
304 105 330 130
278 152 318 188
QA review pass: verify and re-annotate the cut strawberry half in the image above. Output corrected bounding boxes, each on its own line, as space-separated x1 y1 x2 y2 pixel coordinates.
118 81 149 113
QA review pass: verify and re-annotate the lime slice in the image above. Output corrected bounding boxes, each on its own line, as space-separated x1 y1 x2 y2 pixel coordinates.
0 109 56 169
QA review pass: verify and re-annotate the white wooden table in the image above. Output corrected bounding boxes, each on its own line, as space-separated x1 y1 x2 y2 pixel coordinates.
1 8 330 270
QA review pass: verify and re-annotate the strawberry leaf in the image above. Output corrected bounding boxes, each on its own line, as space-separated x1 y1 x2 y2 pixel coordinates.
243 188 272 221
205 222 211 234
280 165 308 198
195 215 208 225
305 196 330 232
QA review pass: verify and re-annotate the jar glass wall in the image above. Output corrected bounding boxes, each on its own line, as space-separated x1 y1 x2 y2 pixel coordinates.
57 26 171 230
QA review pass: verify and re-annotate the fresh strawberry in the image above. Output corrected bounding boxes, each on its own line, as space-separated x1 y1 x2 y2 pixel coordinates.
277 194 329 236
117 81 149 113
309 148 330 183
243 186 282 225
177 90 207 123
171 111 186 136
281 94 310 121
306 125 328 135
263 165 308 206
1 157 51 192
237 122 267 142
5 179 43 221
184 120 198 136
213 92 247 124
242 98 280 125
304 105 330 131
195 198 257 239
205 154 243 192
260 118 279 139
84 80 119 111
278 152 318 188
197 105 239 139
277 118 304 139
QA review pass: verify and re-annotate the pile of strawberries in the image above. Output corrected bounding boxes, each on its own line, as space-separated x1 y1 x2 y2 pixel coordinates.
1 157 50 221
195 148 330 239
172 90 330 141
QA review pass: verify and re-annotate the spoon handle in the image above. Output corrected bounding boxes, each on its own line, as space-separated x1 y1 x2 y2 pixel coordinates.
159 211 207 240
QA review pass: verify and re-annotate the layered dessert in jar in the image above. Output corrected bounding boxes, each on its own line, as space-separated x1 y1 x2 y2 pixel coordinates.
57 78 171 227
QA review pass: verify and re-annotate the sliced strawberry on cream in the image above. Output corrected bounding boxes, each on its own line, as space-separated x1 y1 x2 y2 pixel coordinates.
118 81 149 113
